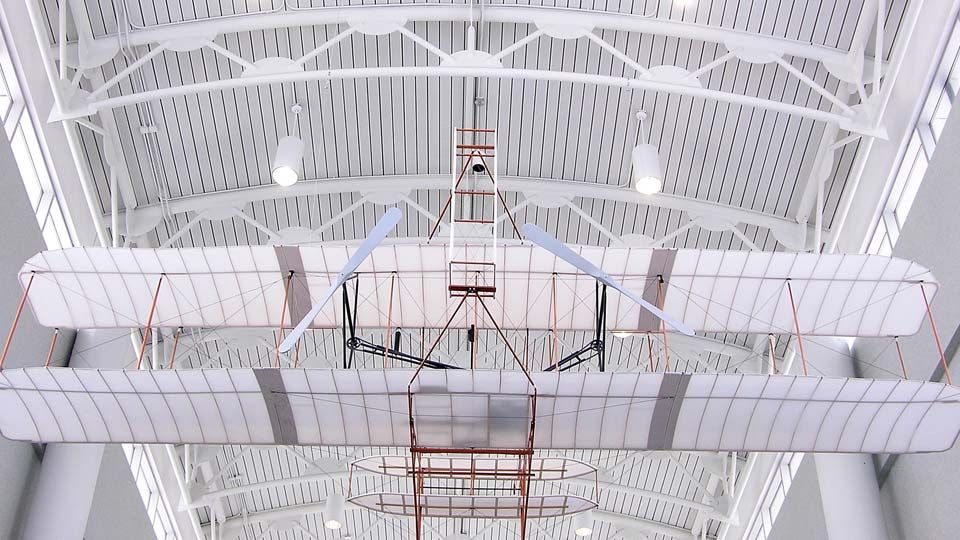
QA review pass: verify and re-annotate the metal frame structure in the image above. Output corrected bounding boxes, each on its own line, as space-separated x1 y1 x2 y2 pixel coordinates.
346 456 599 525
23 0 890 261
9 0 948 538
406 147 543 535
407 283 537 540
441 127 515 298
42 5 884 128
114 175 827 252
544 283 607 373
340 275 460 370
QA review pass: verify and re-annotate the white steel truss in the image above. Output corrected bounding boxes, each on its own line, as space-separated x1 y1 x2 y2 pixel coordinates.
109 175 825 252
49 4 885 135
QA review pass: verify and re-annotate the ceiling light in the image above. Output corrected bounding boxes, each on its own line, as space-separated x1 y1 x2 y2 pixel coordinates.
323 493 345 530
272 135 304 187
613 331 634 338
573 510 594 537
632 143 663 195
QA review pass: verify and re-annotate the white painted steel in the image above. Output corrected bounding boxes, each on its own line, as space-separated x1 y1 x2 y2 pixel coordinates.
105 176 825 252
53 5 873 130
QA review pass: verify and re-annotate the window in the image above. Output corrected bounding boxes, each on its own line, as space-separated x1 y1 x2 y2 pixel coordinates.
868 15 960 255
124 445 177 540
0 24 74 249
744 453 806 540
0 16 178 540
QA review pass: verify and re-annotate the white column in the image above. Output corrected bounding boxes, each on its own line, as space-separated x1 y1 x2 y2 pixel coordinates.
22 443 105 540
808 336 890 540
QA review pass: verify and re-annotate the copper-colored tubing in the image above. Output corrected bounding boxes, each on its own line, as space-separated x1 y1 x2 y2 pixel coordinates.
785 280 809 376
476 153 522 238
469 456 477 495
274 271 293 368
455 143 495 150
408 294 470 386
476 295 536 385
412 446 533 456
43 328 60 368
920 283 951 385
1 272 36 370
453 190 495 196
894 336 908 379
347 465 355 498
448 260 496 267
168 327 183 369
136 274 165 370
453 218 495 224
427 157 473 241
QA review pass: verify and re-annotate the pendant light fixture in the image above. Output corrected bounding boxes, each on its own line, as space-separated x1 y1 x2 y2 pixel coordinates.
272 104 304 187
323 492 346 530
632 111 664 195
573 509 595 537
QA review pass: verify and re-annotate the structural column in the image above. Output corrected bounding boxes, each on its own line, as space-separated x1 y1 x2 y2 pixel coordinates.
808 336 890 540
22 443 105 540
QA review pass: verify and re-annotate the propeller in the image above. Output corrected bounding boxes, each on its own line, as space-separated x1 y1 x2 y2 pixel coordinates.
279 208 403 352
521 223 694 336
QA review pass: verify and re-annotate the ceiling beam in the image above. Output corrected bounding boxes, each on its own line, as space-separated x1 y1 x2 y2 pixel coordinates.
60 5 857 69
189 466 721 517
62 64 866 132
51 5 879 132
204 499 703 540
109 175 823 251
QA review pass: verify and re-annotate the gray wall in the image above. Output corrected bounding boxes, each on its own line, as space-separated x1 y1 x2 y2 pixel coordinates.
0 118 70 540
84 445 155 540
0 124 152 538
767 457 828 540
853 93 960 540
769 97 960 540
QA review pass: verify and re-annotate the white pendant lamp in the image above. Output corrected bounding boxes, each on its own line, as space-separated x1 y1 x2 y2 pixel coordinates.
632 143 663 195
573 509 594 537
272 104 304 187
272 135 304 187
632 111 664 195
323 492 346 530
